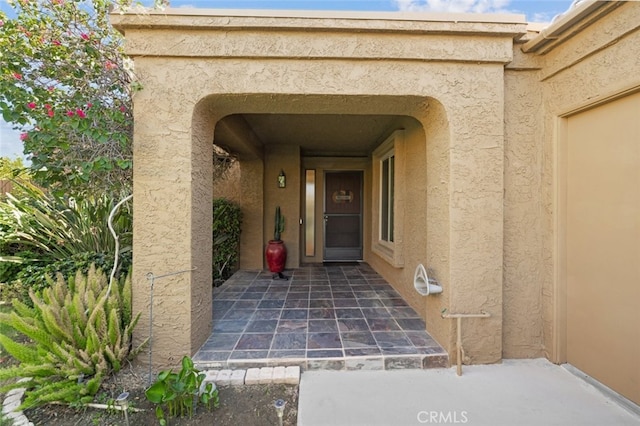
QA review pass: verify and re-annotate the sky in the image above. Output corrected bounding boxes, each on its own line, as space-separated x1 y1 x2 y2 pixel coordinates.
0 0 576 161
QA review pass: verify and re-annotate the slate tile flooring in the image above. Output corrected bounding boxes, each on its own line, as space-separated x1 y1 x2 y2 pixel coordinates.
193 264 448 371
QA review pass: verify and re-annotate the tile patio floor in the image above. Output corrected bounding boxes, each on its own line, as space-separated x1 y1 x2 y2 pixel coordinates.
193 264 448 371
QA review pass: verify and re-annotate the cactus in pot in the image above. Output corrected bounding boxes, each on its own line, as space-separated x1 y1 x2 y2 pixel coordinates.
266 206 288 279
274 206 285 241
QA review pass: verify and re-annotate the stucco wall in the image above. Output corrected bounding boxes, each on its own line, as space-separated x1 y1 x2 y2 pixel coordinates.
113 10 525 367
366 61 508 365
423 100 453 359
533 2 640 362
264 145 301 269
367 112 456 357
213 161 241 202
129 61 215 369
237 159 264 270
501 46 545 358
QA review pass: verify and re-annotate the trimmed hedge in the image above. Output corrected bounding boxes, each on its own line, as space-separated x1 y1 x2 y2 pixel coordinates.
212 198 242 285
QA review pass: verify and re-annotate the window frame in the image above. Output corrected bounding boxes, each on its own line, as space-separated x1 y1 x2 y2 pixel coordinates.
380 150 395 244
371 130 404 267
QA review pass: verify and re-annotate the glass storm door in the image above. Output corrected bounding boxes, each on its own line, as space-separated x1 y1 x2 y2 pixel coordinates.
323 171 363 261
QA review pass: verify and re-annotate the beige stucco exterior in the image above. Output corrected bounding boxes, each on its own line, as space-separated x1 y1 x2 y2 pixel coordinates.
112 1 640 397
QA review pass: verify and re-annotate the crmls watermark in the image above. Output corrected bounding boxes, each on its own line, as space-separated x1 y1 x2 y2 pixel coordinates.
416 410 469 424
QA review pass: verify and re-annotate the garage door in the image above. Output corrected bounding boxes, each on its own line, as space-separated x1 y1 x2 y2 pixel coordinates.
566 91 640 405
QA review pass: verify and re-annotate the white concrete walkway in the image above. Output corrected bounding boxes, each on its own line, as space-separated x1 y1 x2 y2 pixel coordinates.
297 358 639 426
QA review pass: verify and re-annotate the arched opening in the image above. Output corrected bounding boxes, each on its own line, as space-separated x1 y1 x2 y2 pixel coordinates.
186 94 453 367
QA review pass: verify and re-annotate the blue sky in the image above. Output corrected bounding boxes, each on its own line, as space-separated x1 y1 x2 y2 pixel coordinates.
1 0 575 160
162 1 576 22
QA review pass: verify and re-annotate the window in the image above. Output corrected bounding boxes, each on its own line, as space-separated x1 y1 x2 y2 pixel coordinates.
380 153 394 242
372 130 404 267
304 169 316 256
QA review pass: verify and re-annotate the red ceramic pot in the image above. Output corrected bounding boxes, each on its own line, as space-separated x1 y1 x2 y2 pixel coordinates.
266 240 287 273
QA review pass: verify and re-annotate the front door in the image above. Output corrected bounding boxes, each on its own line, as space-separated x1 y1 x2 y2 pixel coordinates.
323 171 363 261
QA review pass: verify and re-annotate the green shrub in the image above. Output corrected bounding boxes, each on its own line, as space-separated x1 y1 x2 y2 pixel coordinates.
0 185 131 300
0 265 145 409
0 157 36 201
212 198 242 285
146 355 219 425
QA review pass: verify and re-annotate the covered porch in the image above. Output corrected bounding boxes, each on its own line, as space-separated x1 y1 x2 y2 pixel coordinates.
194 264 448 370
111 8 519 369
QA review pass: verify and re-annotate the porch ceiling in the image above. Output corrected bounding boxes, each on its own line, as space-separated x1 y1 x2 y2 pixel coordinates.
216 113 401 157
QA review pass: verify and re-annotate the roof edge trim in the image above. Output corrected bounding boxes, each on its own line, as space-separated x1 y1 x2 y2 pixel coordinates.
112 7 526 25
522 0 623 53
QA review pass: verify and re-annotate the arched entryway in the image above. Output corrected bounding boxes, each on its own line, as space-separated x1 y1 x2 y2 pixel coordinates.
113 10 516 368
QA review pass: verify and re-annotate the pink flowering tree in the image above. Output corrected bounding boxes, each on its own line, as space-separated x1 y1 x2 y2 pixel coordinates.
0 0 136 196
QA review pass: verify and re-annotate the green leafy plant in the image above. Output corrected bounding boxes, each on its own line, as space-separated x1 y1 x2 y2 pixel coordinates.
145 355 220 425
0 184 131 300
0 185 131 261
0 265 145 409
273 206 285 241
10 252 128 298
0 157 37 200
212 198 242 285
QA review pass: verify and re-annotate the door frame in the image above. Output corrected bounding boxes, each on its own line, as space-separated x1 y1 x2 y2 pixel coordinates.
322 170 364 262
300 159 369 264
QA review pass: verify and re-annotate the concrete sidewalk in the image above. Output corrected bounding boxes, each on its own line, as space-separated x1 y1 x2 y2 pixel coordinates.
297 359 639 426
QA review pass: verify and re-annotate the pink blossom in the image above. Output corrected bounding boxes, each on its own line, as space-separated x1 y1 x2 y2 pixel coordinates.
81 33 89 40
52 40 61 46
86 103 93 108
119 106 126 113
45 104 52 110
66 111 75 117
13 73 22 80
47 109 54 117
20 133 28 141
47 86 55 92
27 102 36 109
18 25 31 37
105 60 117 70
76 109 86 118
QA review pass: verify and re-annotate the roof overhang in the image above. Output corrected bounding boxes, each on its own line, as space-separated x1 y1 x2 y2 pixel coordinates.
111 7 527 39
522 0 625 54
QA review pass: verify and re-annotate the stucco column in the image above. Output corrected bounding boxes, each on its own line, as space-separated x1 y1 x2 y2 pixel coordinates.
446 66 505 364
131 82 213 369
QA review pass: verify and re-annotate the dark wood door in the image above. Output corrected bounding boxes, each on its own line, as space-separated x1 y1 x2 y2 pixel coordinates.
324 171 363 261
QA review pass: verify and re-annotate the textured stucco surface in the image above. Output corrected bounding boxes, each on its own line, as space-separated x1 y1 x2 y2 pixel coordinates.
264 145 301 270
126 2 640 372
502 53 544 358
130 70 215 368
114 4 640 371
113 9 530 367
